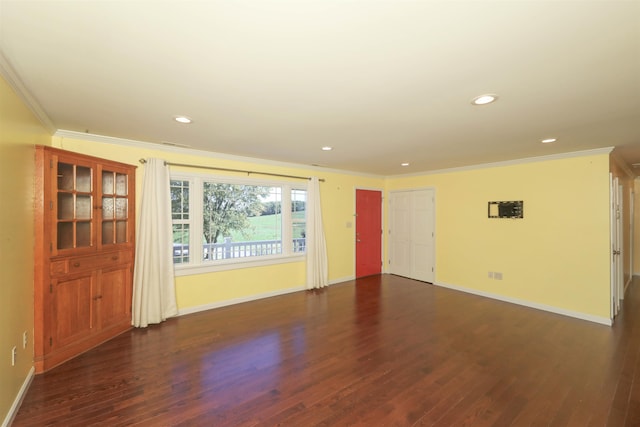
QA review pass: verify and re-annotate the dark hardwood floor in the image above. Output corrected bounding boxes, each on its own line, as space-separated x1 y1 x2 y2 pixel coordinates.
12 274 640 426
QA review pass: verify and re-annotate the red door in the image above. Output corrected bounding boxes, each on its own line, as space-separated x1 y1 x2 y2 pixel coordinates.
356 189 382 278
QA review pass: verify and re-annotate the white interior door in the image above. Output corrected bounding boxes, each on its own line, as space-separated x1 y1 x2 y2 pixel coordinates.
630 189 635 288
412 190 435 282
390 192 412 278
389 189 435 282
617 184 624 301
610 174 623 319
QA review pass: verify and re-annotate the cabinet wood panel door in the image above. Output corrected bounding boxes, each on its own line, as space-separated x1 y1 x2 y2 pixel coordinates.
99 266 132 330
51 274 94 350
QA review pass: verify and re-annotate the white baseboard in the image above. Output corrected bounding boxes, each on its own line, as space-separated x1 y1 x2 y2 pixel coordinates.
329 275 355 285
434 281 612 326
177 276 355 317
178 285 305 316
2 366 34 427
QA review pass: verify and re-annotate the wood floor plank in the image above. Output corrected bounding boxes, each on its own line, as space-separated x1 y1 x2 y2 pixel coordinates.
12 274 640 426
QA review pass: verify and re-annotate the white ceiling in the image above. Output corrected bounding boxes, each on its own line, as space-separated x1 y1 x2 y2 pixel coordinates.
1 1 639 176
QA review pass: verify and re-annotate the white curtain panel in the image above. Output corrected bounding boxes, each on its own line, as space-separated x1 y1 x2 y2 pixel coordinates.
306 177 328 289
132 158 178 327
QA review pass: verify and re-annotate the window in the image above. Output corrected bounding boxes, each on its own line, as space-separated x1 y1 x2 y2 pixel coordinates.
170 173 307 273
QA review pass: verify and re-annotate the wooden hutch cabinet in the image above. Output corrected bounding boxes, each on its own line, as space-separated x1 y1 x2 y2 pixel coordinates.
34 146 136 373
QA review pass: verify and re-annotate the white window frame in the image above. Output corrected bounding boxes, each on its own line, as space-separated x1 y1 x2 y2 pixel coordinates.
171 171 307 277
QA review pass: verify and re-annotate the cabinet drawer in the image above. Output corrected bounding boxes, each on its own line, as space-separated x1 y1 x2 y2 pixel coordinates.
50 260 68 275
68 251 132 273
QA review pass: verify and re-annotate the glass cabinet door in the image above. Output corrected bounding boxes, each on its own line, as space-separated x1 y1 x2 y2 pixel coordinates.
56 161 93 250
101 169 129 245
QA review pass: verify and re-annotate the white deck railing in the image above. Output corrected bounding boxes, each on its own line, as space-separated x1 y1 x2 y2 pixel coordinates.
173 237 305 262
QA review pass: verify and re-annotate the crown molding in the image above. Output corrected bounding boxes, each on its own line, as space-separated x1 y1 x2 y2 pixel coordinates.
0 50 56 134
388 147 615 179
55 130 617 181
54 129 385 180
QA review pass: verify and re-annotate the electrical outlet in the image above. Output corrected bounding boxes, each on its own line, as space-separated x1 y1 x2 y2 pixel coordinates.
23 331 28 349
488 271 494 279
11 346 17 366
494 272 503 280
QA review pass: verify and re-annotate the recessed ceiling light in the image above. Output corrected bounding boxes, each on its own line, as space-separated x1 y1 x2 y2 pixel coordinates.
401 162 410 167
471 94 498 105
321 146 333 151
174 115 192 124
541 138 557 144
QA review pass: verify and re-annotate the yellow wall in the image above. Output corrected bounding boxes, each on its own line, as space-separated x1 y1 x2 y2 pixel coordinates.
386 153 612 320
51 136 384 311
52 136 615 321
0 76 50 422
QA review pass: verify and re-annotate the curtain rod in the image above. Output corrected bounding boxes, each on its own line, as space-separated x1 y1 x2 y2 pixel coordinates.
139 159 324 182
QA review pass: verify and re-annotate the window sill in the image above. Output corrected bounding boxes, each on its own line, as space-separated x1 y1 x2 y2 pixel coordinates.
174 253 306 277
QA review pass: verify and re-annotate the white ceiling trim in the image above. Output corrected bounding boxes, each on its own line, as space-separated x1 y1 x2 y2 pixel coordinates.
56 129 614 180
0 50 55 134
54 129 384 179
393 147 615 178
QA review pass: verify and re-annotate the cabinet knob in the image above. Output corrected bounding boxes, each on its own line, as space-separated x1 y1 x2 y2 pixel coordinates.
112 256 119 260
73 262 80 267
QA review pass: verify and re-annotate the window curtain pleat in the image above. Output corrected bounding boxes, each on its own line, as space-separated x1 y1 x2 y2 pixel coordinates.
306 177 328 289
132 158 178 327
